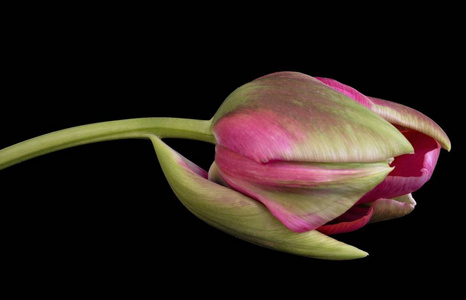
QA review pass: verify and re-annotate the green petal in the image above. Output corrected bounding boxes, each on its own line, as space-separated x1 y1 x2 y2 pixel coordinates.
151 136 368 260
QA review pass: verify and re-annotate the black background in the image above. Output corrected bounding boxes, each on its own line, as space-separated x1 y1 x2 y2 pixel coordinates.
1 5 463 296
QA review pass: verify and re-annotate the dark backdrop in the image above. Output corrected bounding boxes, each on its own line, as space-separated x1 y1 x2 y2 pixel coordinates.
1 7 462 296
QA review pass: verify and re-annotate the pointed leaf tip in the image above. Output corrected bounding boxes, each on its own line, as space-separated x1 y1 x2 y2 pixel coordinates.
150 136 368 260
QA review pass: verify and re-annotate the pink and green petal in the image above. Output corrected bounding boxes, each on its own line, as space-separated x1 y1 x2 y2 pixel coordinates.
369 194 417 223
212 72 413 164
151 136 368 260
316 77 451 151
215 145 392 233
369 96 451 151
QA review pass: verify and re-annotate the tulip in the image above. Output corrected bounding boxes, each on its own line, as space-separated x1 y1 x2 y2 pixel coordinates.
0 71 450 260
211 72 451 236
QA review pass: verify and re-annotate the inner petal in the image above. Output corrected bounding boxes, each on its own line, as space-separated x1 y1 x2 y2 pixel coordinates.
358 130 440 203
317 205 373 235
389 129 440 177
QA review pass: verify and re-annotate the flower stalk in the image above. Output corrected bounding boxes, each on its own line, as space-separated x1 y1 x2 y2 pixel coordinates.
0 117 215 170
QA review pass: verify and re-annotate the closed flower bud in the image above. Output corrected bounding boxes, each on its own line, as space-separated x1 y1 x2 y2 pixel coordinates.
210 72 449 236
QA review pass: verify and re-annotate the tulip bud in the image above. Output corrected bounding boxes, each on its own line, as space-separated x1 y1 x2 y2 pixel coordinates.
210 72 417 233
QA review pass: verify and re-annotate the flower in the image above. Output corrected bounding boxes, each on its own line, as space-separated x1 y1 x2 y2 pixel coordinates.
208 71 450 235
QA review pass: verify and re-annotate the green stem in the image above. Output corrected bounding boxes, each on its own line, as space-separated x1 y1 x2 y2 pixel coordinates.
0 117 215 170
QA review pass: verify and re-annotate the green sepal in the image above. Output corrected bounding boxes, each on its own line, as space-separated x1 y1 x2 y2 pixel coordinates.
151 136 368 260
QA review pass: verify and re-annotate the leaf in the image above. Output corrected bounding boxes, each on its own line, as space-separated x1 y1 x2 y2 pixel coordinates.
151 136 368 260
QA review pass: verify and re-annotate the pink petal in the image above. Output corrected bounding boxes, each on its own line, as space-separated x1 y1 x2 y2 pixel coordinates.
214 145 388 187
358 129 440 203
212 109 299 165
318 193 416 235
318 205 373 235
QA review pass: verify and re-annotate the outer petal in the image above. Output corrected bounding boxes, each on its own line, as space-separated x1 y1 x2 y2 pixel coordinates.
151 136 368 260
212 71 413 164
215 145 392 233
316 77 451 151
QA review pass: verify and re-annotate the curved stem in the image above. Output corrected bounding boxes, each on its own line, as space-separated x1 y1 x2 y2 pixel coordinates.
0 117 215 170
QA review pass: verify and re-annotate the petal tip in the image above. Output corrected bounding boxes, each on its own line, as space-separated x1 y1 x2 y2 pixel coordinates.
152 136 369 260
444 141 452 152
